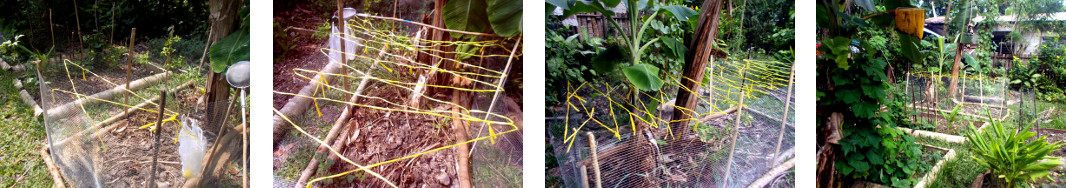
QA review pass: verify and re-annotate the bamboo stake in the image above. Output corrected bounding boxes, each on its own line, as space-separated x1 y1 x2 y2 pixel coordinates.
50 9 55 47
125 28 136 123
149 91 167 188
771 66 794 168
337 0 350 97
110 3 114 44
73 0 83 45
587 132 602 188
723 91 745 187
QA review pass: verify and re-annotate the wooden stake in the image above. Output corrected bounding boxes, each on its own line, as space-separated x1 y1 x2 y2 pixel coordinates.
149 91 167 188
587 132 602 188
771 66 794 168
723 91 745 187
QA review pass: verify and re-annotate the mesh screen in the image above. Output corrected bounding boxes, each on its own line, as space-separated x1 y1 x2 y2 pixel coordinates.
548 60 795 187
897 73 1014 126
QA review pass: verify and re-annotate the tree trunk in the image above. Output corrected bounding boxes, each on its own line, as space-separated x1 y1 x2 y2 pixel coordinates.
670 0 726 138
188 0 239 186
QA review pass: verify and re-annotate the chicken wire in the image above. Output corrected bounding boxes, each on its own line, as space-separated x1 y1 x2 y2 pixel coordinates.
36 58 236 187
548 60 795 187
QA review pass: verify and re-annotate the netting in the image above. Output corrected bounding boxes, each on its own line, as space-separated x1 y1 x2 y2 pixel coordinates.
547 59 795 187
894 73 1016 136
36 56 236 187
272 13 522 187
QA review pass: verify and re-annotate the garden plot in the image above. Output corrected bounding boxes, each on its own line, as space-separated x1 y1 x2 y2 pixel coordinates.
271 12 522 187
34 56 237 187
547 59 795 187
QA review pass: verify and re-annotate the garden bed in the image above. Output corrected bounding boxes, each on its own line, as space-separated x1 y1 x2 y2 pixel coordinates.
897 107 1009 143
853 144 954 188
1031 128 1066 157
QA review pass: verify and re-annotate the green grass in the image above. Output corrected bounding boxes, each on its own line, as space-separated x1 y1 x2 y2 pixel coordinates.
0 71 52 187
918 133 987 187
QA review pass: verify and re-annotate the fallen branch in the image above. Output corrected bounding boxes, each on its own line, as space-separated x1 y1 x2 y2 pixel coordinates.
746 157 795 188
40 146 67 188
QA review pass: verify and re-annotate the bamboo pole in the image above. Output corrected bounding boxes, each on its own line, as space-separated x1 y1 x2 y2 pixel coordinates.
746 157 795 188
723 91 745 187
587 132 602 188
771 66 794 168
149 91 166 188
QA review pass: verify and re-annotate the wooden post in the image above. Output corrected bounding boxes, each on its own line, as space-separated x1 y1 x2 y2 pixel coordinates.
149 91 167 188
671 0 726 136
580 165 590 188
771 66 794 168
723 91 745 187
126 28 136 121
587 132 602 188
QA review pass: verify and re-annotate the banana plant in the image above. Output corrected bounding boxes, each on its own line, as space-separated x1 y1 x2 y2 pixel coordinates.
965 110 1065 187
548 0 697 91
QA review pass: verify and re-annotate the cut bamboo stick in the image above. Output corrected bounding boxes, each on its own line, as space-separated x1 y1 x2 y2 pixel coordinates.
723 91 745 187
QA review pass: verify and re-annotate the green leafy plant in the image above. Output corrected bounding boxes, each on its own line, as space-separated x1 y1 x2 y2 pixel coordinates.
443 0 522 37
549 0 695 91
939 104 964 125
965 110 1065 187
208 6 249 73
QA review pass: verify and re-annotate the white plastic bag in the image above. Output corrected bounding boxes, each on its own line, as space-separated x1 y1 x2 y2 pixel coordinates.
178 117 206 178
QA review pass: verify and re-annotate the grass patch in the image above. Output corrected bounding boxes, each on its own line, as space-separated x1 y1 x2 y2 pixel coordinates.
0 71 52 187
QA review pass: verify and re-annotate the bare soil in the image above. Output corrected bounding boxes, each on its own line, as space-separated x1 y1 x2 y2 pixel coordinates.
96 86 231 187
1032 128 1066 157
321 87 458 187
272 4 330 110
39 60 155 106
908 111 986 136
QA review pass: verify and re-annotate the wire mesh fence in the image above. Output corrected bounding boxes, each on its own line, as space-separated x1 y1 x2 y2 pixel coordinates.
894 73 1016 136
547 59 795 188
272 13 522 187
36 57 237 187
